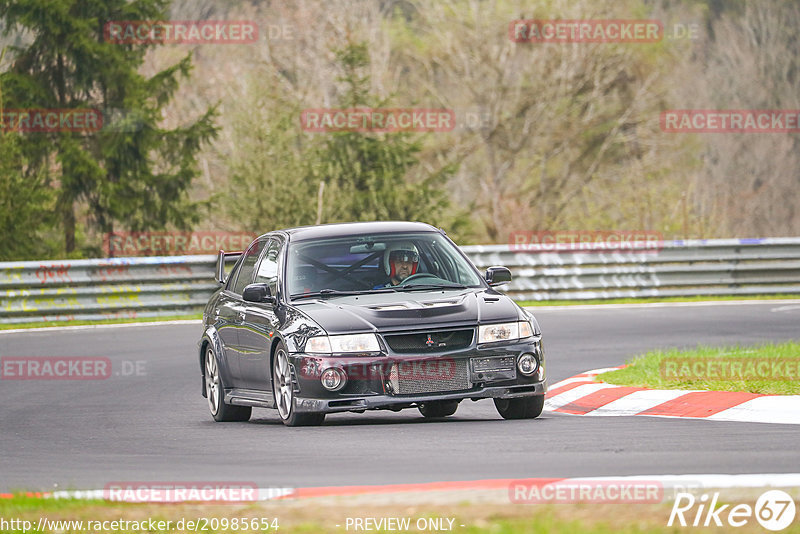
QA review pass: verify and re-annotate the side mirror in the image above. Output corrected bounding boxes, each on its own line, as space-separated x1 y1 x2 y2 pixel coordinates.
485 266 512 286
242 283 275 304
216 250 243 284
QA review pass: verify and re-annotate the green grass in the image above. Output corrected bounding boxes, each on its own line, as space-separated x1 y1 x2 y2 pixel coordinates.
518 294 800 306
0 314 202 330
599 341 800 395
0 492 110 513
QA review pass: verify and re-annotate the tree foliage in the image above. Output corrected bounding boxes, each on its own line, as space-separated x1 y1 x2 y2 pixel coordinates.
0 0 217 257
0 132 56 260
2 0 798 262
219 40 463 235
310 42 457 226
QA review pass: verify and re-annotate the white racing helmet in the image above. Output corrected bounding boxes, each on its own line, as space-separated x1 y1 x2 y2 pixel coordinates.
384 241 420 278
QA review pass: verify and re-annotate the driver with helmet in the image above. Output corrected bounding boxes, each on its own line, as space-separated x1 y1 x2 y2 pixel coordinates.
379 241 420 287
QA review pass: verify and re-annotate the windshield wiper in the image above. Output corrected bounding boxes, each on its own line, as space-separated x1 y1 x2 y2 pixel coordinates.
392 283 468 291
291 288 395 300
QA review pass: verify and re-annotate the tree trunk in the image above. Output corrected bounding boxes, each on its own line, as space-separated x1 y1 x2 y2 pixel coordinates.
62 197 75 253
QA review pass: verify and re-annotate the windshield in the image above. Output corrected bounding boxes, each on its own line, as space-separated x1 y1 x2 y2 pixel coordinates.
286 232 484 298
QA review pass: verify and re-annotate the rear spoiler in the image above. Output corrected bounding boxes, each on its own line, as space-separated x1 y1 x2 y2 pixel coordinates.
216 250 243 284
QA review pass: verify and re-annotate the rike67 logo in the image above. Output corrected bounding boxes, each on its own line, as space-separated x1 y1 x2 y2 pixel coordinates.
669 490 796 531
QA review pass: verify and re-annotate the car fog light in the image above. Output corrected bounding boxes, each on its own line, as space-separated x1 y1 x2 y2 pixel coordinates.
321 368 347 391
518 353 539 375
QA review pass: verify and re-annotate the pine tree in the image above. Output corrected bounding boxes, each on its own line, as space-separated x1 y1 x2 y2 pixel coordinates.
0 132 57 260
309 41 456 225
0 0 217 256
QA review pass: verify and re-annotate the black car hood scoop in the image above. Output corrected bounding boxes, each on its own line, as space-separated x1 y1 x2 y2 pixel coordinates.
295 290 520 334
365 296 466 315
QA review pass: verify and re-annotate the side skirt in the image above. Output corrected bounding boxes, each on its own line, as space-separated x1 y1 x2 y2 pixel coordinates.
225 388 276 409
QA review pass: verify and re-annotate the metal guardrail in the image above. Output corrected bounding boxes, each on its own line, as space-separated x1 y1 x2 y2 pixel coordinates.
0 256 218 324
468 237 800 301
2 238 800 324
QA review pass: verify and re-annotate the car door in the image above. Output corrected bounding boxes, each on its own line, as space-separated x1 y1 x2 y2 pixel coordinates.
238 237 283 391
224 237 268 386
212 257 246 386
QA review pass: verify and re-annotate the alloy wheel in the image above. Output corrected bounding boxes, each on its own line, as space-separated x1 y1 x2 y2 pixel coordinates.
274 349 293 419
205 348 220 415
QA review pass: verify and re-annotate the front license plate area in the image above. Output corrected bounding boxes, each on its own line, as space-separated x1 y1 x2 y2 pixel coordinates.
470 356 516 382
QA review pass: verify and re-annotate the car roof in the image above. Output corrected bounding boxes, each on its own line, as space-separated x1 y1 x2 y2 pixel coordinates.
265 221 443 242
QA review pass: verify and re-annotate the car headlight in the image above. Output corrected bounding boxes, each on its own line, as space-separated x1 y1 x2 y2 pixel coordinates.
478 321 533 343
306 333 380 354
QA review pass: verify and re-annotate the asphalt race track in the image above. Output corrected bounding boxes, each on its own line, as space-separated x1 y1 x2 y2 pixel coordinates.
1 301 799 492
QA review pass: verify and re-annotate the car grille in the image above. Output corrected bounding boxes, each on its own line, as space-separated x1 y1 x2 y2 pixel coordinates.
388 358 471 395
383 328 474 353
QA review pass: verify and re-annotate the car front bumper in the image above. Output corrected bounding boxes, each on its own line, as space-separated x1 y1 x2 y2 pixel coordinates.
292 381 547 413
289 335 547 414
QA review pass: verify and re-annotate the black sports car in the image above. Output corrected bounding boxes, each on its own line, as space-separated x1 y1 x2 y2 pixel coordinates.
198 221 546 426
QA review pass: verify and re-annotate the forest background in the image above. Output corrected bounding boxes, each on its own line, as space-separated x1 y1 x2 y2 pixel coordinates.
1 0 798 260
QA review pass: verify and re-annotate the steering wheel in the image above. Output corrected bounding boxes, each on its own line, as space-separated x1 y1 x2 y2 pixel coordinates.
396 273 436 285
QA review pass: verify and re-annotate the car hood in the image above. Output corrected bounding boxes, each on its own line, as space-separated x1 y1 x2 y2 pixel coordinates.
292 289 522 334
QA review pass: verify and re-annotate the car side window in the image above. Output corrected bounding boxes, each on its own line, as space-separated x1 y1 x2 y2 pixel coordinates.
232 239 267 294
254 239 281 296
224 259 243 292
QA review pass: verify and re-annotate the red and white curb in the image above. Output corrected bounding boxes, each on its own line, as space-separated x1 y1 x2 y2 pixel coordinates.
3 474 800 502
545 367 800 424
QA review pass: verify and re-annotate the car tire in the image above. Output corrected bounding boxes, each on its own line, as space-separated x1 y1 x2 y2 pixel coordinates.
205 346 252 422
494 395 544 420
418 400 459 418
272 342 325 427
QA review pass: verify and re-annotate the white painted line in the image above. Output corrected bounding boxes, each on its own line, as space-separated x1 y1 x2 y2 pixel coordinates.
50 489 104 500
548 368 622 391
525 299 800 312
544 383 617 411
585 473 800 492
770 304 800 312
583 367 624 376
0 319 202 335
707 396 800 425
547 376 598 391
27 474 800 502
48 487 295 502
566 473 800 489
